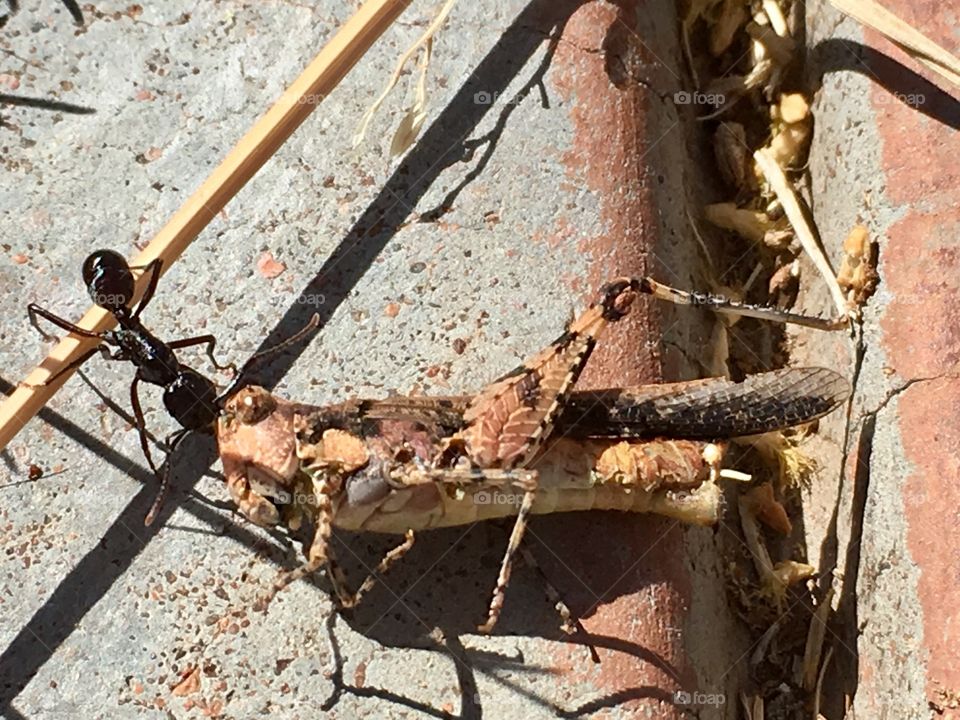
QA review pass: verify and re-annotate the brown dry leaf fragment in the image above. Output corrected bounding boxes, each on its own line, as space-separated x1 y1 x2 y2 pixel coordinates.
256 252 286 279
709 0 747 56
172 667 201 697
742 482 792 534
745 21 795 65
714 122 752 192
768 260 799 297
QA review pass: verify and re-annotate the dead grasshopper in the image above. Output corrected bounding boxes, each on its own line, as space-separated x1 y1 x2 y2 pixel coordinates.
216 278 850 632
27 260 847 631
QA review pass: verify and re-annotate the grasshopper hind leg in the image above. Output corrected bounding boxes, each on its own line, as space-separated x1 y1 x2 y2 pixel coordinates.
414 464 540 633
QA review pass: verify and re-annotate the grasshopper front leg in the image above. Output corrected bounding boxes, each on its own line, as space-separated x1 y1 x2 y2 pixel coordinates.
458 278 640 632
264 467 355 608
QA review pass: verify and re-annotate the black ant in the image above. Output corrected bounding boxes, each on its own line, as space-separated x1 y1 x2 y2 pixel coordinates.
26 249 317 525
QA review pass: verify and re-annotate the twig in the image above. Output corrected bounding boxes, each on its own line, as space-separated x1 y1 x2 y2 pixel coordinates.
753 148 849 321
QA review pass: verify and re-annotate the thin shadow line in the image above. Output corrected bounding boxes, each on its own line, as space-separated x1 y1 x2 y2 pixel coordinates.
1 0 82 27
0 94 95 114
0 0 581 712
0 381 299 706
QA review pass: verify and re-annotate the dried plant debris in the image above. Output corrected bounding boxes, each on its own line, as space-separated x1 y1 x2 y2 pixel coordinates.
353 0 458 156
685 0 908 339
837 225 880 312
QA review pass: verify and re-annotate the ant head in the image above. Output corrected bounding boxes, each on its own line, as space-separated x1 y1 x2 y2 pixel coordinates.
82 249 135 313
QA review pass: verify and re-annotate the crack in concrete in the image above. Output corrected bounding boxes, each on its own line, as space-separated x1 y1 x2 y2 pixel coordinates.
859 372 960 422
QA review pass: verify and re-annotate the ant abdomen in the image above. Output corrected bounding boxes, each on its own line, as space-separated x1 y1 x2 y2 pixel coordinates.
82 249 136 312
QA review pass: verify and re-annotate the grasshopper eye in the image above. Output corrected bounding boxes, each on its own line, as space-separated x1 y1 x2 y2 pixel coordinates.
82 249 135 311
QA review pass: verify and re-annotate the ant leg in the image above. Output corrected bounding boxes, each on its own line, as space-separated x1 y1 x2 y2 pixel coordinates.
60 0 83 24
167 334 236 373
131 259 163 319
144 428 188 526
28 303 107 343
129 374 163 480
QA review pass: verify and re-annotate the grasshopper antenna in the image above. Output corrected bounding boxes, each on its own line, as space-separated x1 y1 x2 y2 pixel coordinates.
217 314 321 401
